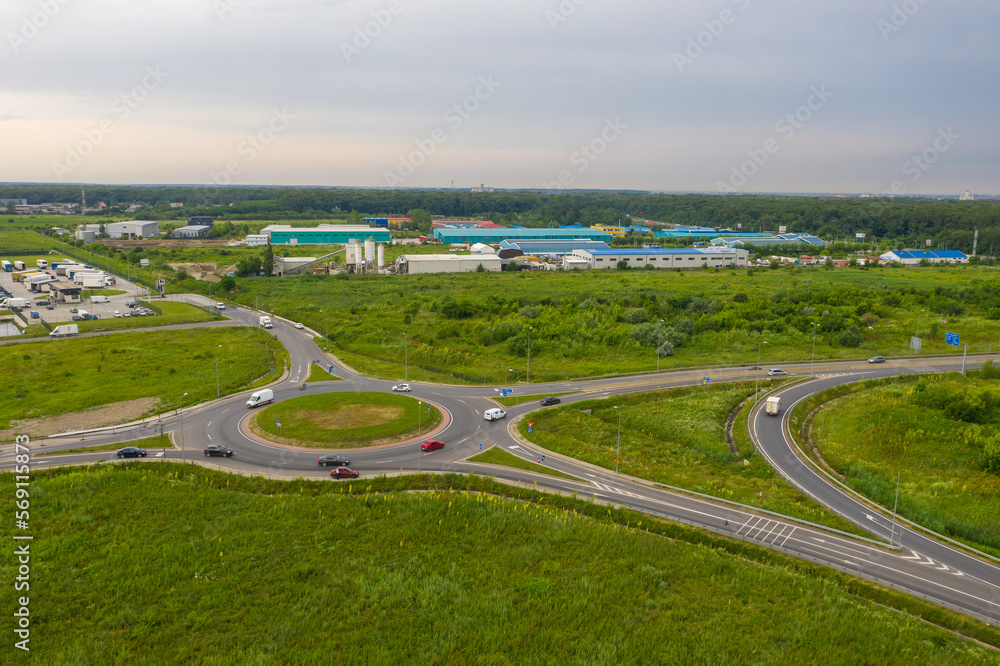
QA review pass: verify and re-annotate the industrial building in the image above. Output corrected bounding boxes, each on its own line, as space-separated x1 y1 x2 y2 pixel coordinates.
712 233 827 248
432 220 501 229
654 227 768 241
172 225 210 238
879 250 969 265
498 239 611 258
273 257 318 277
75 224 103 243
105 220 159 239
396 254 502 274
434 227 612 244
567 247 750 270
261 224 391 245
245 234 270 246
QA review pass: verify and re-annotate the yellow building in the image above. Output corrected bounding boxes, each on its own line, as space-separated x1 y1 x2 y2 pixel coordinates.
591 225 627 237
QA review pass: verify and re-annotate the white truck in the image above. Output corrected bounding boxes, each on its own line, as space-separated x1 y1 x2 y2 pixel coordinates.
246 389 274 408
7 298 28 309
79 275 107 288
50 324 79 337
765 396 781 416
36 259 48 269
13 261 25 270
259 315 273 329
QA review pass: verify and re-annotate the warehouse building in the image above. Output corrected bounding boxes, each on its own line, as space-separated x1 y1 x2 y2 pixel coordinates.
879 250 969 265
712 233 827 248
498 239 611 258
434 227 611 244
105 220 159 239
654 228 769 241
396 254 502 274
75 224 103 243
245 234 270 246
172 225 210 238
261 224 391 245
568 247 749 270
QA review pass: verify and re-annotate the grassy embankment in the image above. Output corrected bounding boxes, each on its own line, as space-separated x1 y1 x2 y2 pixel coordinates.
1 463 997 662
42 435 171 456
0 328 287 438
210 265 1000 384
519 382 861 534
306 362 341 382
799 373 1000 558
467 446 581 481
252 392 442 448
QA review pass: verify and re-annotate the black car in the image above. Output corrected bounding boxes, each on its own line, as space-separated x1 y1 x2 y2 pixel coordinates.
204 445 234 457
71 315 84 321
318 454 350 467
540 396 561 406
116 446 147 458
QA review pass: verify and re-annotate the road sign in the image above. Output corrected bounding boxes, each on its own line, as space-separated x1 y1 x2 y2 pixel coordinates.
528 427 532 433
703 376 711 384
276 418 280 426
501 388 512 397
910 336 922 351
946 332 960 347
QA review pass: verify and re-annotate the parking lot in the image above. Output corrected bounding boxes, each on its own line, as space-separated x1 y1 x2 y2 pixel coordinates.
0 265 148 326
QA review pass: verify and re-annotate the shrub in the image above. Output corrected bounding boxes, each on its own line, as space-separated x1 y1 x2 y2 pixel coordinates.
837 327 862 347
622 308 650 324
982 435 1000 475
519 305 540 320
732 293 748 303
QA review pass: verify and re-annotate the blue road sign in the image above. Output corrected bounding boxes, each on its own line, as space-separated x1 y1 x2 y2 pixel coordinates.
528 427 532 433
276 418 280 425
946 332 960 347
703 376 711 383
501 389 511 397
541 455 545 462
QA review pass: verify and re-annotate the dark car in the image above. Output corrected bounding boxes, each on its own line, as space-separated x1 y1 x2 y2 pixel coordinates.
331 467 359 479
420 439 445 452
71 315 84 321
204 444 234 457
540 396 561 406
116 446 147 458
867 356 886 364
317 454 350 467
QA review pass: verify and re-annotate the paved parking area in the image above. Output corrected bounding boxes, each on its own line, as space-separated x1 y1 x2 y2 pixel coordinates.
0 266 147 325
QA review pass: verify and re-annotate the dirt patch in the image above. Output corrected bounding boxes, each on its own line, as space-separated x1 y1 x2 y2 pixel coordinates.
0 397 162 439
167 263 219 281
724 396 751 457
296 405 404 430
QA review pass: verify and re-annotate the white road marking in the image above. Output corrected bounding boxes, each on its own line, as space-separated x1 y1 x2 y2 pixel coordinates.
291 378 299 383
153 452 164 458
509 445 522 451
207 421 212 428
206 434 212 441
457 399 467 405
376 459 393 464
222 408 230 414
778 526 797 548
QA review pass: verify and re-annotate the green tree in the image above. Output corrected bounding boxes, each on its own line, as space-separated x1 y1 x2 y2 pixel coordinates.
505 261 519 272
219 276 236 291
407 209 433 233
475 263 486 273
263 243 274 277
347 210 363 225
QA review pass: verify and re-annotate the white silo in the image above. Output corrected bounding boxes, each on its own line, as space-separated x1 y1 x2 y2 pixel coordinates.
364 237 375 264
377 243 385 268
353 239 363 270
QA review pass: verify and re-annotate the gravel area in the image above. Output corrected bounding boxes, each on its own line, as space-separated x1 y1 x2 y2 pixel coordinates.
1 397 162 439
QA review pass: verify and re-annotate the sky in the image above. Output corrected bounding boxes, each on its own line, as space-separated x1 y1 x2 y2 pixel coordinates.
1 0 998 194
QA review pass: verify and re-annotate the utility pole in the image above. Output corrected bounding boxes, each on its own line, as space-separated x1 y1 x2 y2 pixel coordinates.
890 471 901 547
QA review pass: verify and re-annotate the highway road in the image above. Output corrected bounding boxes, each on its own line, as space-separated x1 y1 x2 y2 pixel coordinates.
8 296 1000 627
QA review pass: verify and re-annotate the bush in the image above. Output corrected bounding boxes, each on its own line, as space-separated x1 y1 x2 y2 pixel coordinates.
622 308 650 324
616 260 629 270
732 293 748 303
837 327 862 347
219 276 236 291
982 435 1000 475
519 305 540 320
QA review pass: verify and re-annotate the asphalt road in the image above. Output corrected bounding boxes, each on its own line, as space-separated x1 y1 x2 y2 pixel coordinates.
8 295 1000 626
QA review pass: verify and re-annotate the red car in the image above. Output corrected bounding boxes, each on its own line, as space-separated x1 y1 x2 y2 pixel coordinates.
330 467 359 480
420 439 444 452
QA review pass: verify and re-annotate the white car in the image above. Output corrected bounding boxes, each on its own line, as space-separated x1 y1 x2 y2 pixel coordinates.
391 383 411 392
767 368 787 376
216 302 226 310
294 322 304 329
112 310 122 318
484 408 507 421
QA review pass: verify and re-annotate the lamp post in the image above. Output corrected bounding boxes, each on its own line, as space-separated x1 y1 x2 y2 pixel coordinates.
507 368 520 384
179 392 188 461
403 332 408 381
613 405 621 473
214 345 222 399
507 368 520 413
810 322 819 377
913 309 925 355
755 340 768 403
657 319 664 372
526 326 533 385
417 400 422 474
320 309 328 351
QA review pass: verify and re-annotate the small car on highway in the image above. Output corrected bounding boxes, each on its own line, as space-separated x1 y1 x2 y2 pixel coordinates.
116 446 147 458
317 454 350 467
294 322 304 329
420 439 445 452
540 396 561 406
331 467 359 479
216 302 226 310
204 444 234 457
767 368 787 376
391 383 411 392
867 356 886 364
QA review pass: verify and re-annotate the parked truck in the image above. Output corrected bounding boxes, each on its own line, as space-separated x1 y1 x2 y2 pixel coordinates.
50 324 79 337
259 315 273 329
77 275 107 288
7 298 28 309
13 261 25 270
765 396 781 416
36 259 48 269
1 260 11 272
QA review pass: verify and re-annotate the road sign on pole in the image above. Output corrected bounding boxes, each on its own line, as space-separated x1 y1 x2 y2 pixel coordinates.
946 332 960 347
910 336 922 351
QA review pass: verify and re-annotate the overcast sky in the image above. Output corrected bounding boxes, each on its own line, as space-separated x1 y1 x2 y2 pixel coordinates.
2 0 997 194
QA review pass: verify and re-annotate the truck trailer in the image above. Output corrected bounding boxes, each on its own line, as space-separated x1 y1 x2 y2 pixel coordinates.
13 261 25 270
765 396 781 416
36 259 48 269
1 260 11 272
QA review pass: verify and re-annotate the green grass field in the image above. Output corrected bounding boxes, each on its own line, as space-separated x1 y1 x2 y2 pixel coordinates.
61 301 219 334
254 391 441 448
43 434 171 456
305 362 342 382
0 328 287 436
1 463 996 663
213 264 1000 384
467 445 581 481
519 383 861 534
807 374 1000 556
81 289 127 297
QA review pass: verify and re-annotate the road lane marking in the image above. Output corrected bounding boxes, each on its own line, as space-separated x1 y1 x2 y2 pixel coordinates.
376 460 393 464
207 434 213 441
222 408 230 414
207 421 212 428
778 526 797 548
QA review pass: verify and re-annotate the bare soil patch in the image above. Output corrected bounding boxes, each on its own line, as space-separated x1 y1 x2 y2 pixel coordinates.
1 397 162 439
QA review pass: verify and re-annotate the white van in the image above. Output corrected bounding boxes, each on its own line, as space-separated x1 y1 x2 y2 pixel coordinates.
484 407 507 421
90 295 110 303
246 388 274 408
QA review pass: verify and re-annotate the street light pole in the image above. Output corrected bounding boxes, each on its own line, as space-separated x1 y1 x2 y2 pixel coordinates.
417 400 421 474
613 405 621 473
657 319 663 372
914 309 924 356
403 332 408 381
811 323 819 377
179 392 188 462
755 340 767 403
214 345 222 399
890 471 901 546
526 326 532 385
